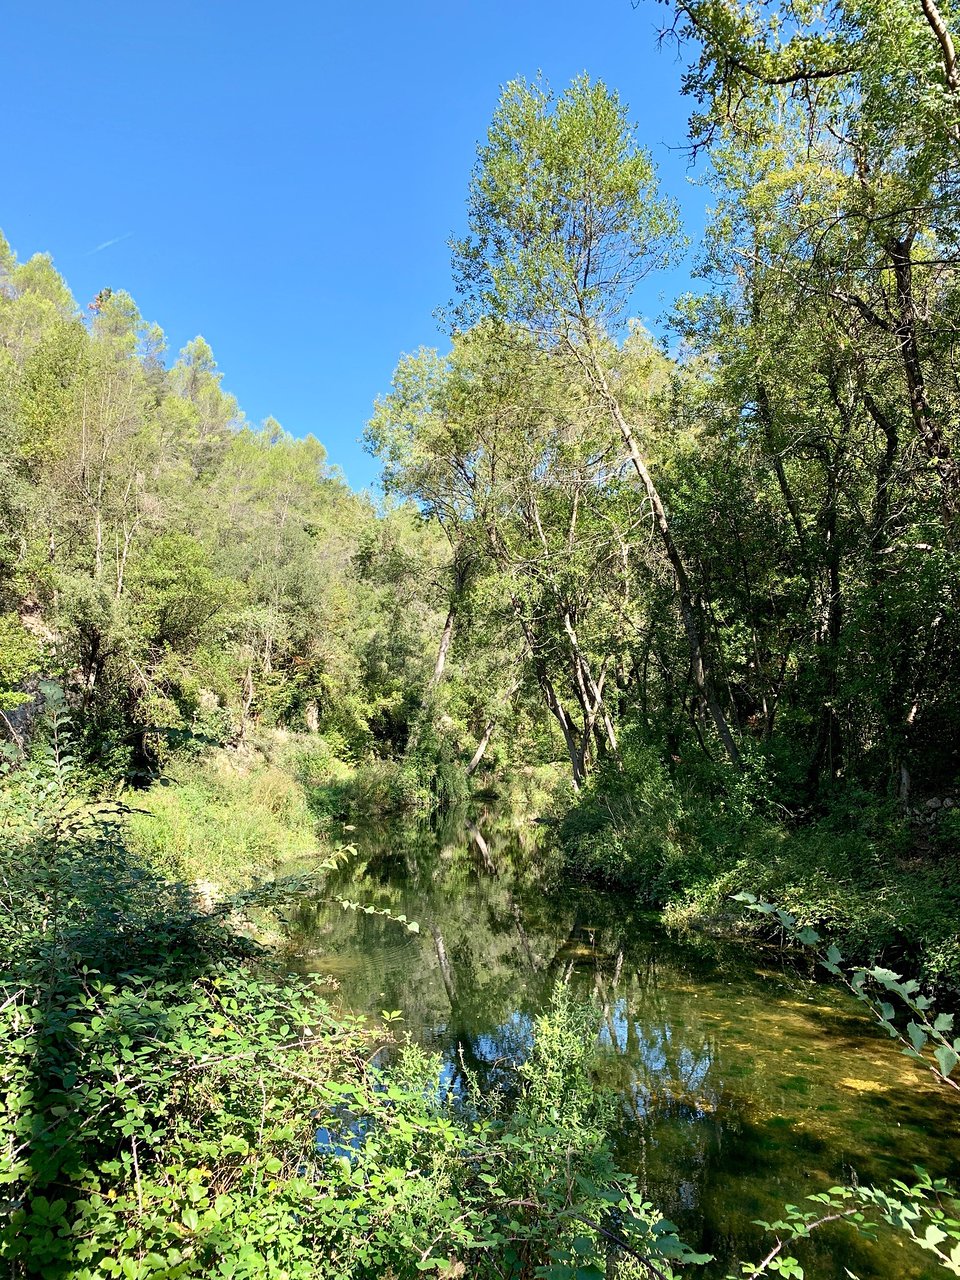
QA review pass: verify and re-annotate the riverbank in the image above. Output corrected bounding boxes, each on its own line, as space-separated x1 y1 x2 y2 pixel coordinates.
126 731 560 897
556 742 960 999
661 826 960 996
2 731 700 1280
126 729 960 1002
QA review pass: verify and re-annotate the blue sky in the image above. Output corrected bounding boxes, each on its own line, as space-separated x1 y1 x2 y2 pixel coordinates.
4 0 705 490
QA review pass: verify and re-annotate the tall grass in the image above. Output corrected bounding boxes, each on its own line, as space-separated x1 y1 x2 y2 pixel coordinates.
127 740 328 889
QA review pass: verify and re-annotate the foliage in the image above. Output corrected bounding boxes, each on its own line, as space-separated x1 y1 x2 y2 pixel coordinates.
0 234 447 780
0 613 40 710
0 713 710 1280
740 1170 960 1278
126 740 329 889
734 893 960 1091
450 74 680 338
558 735 688 894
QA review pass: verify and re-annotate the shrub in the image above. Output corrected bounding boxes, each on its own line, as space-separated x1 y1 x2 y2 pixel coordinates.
558 735 690 897
1 713 701 1280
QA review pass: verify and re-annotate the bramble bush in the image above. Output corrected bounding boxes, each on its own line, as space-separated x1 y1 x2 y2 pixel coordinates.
0 713 705 1280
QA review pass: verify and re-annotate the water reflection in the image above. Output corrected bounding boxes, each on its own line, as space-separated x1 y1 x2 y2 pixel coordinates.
282 805 957 1280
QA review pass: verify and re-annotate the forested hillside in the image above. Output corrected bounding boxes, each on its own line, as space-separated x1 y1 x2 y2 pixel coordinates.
0 236 452 771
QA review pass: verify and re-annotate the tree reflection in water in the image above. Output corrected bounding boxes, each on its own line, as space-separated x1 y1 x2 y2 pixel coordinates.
281 805 960 1280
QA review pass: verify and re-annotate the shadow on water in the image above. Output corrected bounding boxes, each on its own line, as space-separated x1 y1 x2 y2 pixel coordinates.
282 803 957 1280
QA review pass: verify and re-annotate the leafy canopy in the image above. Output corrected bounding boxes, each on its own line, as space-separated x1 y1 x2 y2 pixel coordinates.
451 75 681 341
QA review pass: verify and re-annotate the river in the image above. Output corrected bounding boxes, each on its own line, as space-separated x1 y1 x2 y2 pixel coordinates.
281 801 958 1279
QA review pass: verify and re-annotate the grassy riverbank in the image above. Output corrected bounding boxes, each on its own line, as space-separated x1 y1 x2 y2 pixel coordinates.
557 740 960 997
125 727 960 1002
125 729 433 892
126 730 561 894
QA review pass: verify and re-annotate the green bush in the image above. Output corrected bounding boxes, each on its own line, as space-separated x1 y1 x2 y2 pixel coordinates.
1 714 703 1280
0 612 40 709
559 735 694 898
557 734 960 994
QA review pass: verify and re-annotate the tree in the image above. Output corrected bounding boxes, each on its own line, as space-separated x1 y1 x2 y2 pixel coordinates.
450 75 742 767
661 0 960 797
369 324 677 786
663 0 960 529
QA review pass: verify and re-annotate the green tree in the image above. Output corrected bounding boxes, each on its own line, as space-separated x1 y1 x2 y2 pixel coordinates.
451 75 742 766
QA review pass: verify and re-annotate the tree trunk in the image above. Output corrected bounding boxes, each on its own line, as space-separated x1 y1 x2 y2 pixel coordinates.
467 821 497 874
864 391 899 550
506 588 585 787
888 234 959 527
466 718 496 776
805 395 846 795
430 925 458 1008
580 347 741 768
920 0 960 107
432 607 455 687
562 612 619 758
757 382 809 560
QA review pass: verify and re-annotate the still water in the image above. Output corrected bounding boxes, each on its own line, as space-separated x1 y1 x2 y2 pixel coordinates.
282 804 957 1279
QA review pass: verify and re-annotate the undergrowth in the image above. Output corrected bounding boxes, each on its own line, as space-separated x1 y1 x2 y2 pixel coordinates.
0 712 704 1280
558 734 960 995
127 741 327 890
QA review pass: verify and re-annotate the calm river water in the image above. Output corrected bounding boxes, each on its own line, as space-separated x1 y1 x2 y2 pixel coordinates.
282 803 957 1279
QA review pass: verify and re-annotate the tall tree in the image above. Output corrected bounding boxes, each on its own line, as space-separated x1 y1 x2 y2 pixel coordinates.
450 75 742 766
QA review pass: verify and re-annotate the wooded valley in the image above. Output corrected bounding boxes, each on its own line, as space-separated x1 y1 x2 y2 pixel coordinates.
3 0 960 1276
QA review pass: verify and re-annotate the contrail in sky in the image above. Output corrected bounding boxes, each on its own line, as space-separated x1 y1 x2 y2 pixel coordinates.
87 232 133 255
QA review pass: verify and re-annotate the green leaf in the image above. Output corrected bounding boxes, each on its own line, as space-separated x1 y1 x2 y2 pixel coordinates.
923 1224 948 1249
935 1045 959 1077
907 1022 926 1052
868 966 902 990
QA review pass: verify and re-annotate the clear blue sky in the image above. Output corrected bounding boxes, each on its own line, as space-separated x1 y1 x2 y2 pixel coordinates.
3 0 704 490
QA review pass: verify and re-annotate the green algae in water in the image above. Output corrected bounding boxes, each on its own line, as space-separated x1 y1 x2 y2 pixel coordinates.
282 805 958 1280
783 1075 812 1093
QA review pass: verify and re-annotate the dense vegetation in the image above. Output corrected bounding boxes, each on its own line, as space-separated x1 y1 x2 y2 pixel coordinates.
3 710 718 1279
3 0 960 1275
365 14 960 988
0 235 462 776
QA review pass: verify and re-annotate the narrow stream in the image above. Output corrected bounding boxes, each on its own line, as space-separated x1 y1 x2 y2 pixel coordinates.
282 804 958 1279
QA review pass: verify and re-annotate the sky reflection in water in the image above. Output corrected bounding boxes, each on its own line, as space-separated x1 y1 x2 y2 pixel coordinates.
284 806 957 1280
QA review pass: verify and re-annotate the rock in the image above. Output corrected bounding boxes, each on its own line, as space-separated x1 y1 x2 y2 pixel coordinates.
192 880 221 914
926 797 942 810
